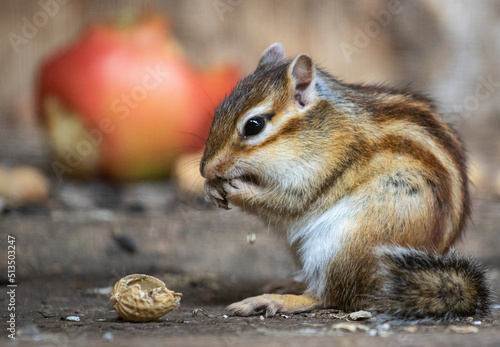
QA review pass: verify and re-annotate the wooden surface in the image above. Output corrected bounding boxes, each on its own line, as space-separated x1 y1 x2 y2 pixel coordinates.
1 177 499 284
0 180 294 282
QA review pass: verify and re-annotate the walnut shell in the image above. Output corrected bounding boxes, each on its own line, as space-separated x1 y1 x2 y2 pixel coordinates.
110 274 182 322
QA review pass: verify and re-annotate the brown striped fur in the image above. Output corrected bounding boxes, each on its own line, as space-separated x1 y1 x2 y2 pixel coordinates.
200 43 490 320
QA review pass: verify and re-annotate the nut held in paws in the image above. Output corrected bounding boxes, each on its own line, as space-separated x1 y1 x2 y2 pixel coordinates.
110 274 182 322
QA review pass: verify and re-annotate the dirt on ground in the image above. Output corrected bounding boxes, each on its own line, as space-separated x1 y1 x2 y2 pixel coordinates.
1 272 498 347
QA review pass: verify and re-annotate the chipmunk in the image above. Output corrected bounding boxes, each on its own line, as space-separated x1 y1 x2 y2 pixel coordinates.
200 43 491 320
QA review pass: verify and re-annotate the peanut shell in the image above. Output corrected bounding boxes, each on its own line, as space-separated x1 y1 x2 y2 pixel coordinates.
110 274 182 322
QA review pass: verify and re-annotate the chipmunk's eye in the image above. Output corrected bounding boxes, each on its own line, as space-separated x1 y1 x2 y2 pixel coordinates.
243 116 266 137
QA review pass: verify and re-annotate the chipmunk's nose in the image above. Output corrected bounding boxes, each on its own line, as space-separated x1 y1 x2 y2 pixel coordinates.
199 155 208 178
199 150 214 179
200 155 235 180
199 156 218 180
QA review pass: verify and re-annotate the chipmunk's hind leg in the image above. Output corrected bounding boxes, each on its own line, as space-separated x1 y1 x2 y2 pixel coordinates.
227 293 321 317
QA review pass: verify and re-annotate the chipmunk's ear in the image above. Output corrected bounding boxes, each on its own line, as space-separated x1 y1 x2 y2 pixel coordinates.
258 42 285 68
289 54 317 108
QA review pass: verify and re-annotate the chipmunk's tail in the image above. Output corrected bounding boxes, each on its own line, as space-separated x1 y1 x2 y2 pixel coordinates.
372 246 492 320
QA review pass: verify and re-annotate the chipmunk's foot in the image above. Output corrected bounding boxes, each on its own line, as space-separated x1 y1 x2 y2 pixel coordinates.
227 293 320 317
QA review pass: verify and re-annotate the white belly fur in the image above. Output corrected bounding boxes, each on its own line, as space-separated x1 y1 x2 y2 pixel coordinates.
287 195 362 298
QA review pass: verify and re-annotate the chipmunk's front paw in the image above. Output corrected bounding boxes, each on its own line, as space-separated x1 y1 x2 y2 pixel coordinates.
227 294 284 317
204 179 229 209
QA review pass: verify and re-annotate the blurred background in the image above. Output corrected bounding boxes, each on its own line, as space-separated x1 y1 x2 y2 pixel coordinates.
0 0 499 293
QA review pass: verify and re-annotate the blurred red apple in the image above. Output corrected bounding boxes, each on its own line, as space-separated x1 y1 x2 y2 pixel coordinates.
38 15 239 180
